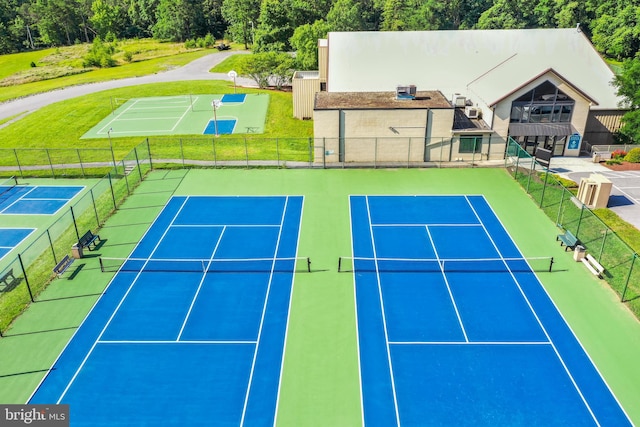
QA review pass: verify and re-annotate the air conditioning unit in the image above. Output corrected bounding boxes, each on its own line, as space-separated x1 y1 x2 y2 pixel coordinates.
396 85 417 100
454 96 466 107
465 107 480 119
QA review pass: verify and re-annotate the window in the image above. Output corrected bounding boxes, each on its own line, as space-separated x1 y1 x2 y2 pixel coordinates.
510 81 574 124
459 135 482 153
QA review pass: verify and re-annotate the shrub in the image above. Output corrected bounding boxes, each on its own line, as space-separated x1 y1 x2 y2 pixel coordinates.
624 147 640 163
606 158 623 165
123 51 133 62
185 39 197 49
612 149 627 159
83 36 116 68
29 61 36 68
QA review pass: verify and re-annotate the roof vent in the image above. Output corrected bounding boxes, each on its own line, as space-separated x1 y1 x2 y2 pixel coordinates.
396 85 417 100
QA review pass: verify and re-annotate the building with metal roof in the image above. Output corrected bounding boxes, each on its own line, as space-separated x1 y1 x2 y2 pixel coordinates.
294 28 624 165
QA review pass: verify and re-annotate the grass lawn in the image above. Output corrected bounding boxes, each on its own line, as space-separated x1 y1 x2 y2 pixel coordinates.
0 79 312 163
0 40 228 103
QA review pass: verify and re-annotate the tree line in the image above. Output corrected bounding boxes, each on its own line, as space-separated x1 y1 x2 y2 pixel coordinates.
2 0 640 63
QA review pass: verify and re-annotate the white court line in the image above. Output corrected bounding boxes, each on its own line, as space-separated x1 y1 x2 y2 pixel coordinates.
463 195 601 426
273 196 304 426
349 197 366 427
389 341 551 345
371 223 481 227
365 195 401 427
0 186 37 214
176 225 226 341
116 117 184 121
98 340 256 345
98 99 141 135
424 225 469 343
171 224 281 228
240 196 288 427
56 197 190 404
170 96 198 132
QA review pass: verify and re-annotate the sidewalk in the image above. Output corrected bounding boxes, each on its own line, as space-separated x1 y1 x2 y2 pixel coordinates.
550 156 640 231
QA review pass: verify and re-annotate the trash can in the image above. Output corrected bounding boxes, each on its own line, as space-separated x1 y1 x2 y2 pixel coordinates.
71 243 83 259
592 152 601 163
573 245 586 262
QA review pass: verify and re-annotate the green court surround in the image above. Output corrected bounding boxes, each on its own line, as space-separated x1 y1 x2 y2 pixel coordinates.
0 168 638 426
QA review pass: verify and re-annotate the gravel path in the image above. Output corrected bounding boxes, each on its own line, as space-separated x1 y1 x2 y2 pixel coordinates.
0 50 256 124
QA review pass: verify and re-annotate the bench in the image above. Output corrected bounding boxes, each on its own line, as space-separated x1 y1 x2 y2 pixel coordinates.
582 254 605 278
53 255 75 277
556 229 578 251
78 230 101 250
0 269 17 292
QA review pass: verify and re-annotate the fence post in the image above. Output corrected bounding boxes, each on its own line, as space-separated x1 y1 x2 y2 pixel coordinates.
308 137 313 167
121 159 130 194
18 254 34 303
180 138 185 168
276 138 280 168
526 158 534 194
146 138 153 170
374 138 378 169
13 149 23 179
108 172 117 209
46 148 55 178
134 147 143 181
244 138 249 168
556 188 566 226
90 189 99 227
70 206 80 240
77 149 86 178
323 138 326 169
599 229 608 261
407 138 412 168
212 138 217 168
47 229 57 265
621 254 637 302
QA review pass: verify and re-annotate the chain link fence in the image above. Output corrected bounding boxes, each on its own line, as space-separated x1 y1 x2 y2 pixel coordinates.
505 138 640 317
0 140 151 335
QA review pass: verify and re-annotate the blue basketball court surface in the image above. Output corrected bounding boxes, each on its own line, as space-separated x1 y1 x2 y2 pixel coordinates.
350 195 631 426
0 184 83 215
30 196 303 426
0 228 35 260
203 119 237 135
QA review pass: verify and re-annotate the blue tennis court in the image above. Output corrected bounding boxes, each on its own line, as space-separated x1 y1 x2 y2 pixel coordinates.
203 119 237 135
0 228 35 260
0 183 83 215
351 195 631 426
222 94 247 103
30 195 304 426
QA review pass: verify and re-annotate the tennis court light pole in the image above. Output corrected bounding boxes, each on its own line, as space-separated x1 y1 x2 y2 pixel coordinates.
212 99 222 136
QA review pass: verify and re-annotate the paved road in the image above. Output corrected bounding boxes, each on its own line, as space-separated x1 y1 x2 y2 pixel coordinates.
0 50 256 123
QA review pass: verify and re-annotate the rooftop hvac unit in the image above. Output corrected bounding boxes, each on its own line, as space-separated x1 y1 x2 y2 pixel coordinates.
465 107 480 119
396 85 417 100
454 96 466 107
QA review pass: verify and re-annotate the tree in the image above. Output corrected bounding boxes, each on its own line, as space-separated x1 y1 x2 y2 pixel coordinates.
152 0 198 41
476 0 537 29
326 0 366 32
237 51 294 88
128 0 160 37
253 0 294 52
91 0 127 38
290 19 329 69
221 0 260 49
613 58 640 142
591 5 640 61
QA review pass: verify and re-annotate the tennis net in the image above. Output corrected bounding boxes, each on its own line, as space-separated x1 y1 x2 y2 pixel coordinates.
99 256 311 274
337 256 554 273
0 176 18 199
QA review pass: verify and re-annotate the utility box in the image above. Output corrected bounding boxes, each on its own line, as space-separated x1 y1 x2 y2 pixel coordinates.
573 245 586 262
577 173 612 209
71 244 83 259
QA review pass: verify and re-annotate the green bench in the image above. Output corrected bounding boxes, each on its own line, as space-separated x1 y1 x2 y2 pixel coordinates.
556 229 578 251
